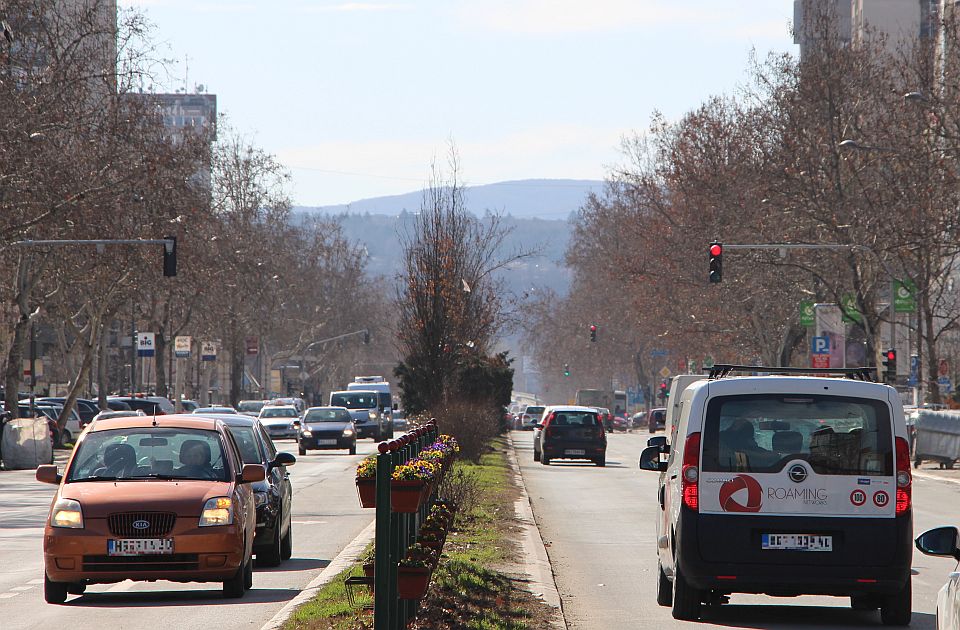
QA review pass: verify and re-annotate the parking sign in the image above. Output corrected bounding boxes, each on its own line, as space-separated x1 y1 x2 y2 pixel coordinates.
811 336 830 355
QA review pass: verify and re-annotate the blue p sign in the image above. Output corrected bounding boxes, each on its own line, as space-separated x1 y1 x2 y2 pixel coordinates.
812 336 830 355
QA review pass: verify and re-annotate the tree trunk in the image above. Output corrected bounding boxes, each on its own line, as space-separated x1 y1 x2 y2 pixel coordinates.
155 330 168 397
925 306 941 404
4 316 29 418
230 336 243 407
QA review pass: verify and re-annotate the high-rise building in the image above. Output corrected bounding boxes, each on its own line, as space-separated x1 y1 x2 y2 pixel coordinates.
794 0 934 58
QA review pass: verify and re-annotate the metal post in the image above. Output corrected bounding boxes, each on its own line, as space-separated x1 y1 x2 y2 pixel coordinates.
374 441 393 630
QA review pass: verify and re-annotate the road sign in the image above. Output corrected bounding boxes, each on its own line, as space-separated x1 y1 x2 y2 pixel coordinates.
800 301 815 327
702 356 714 369
841 294 862 323
939 376 953 394
201 341 217 362
137 332 155 357
174 335 191 358
811 336 830 355
811 354 830 368
659 366 672 378
650 349 668 358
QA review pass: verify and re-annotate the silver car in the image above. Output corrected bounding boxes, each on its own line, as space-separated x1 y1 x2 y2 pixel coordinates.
916 526 960 630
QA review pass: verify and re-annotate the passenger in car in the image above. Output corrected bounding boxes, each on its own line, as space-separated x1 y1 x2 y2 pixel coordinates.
177 440 215 479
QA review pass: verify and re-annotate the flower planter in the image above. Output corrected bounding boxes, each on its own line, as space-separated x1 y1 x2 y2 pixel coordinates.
391 479 428 513
356 478 376 508
419 536 445 552
397 566 432 600
362 562 375 578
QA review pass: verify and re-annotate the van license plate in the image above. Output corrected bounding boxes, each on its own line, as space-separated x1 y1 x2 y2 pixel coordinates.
762 534 832 552
108 539 174 556
565 449 585 456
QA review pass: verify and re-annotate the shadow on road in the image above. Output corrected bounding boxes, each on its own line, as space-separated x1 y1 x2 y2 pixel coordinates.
701 604 936 629
254 557 330 572
66 586 301 608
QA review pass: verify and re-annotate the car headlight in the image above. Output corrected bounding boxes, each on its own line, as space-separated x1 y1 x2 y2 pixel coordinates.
253 491 268 508
51 498 83 529
301 429 312 437
343 428 355 437
369 411 378 420
199 496 234 526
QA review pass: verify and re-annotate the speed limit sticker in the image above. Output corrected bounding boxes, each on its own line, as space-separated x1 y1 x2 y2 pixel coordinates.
850 489 867 506
873 491 889 508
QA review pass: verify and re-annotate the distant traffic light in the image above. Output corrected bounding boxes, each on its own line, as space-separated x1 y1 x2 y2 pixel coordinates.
708 241 723 283
882 349 897 384
589 324 597 342
658 380 667 402
162 235 177 277
363 329 370 344
563 363 570 378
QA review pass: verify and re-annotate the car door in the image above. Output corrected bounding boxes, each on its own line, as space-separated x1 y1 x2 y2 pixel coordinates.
258 423 291 534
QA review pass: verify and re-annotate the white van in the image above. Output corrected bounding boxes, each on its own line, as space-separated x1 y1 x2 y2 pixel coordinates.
346 376 394 423
640 366 913 625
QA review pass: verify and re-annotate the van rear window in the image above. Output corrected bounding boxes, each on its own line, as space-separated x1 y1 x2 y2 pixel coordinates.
700 395 893 476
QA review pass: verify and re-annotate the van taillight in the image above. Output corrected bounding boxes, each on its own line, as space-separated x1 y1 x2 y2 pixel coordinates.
682 432 701 511
895 437 911 515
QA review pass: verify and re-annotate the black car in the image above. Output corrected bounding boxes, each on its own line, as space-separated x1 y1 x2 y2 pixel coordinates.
107 397 164 415
297 406 357 455
37 397 100 425
538 406 607 467
214 414 296 566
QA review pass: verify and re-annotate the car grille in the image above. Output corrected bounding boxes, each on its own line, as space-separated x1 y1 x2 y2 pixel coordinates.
108 512 176 538
83 554 199 572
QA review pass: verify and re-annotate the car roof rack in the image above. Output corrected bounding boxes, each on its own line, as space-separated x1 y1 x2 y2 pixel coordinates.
708 364 877 382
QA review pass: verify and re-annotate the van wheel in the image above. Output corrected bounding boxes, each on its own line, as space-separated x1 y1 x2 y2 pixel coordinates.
656 561 672 606
541 454 550 466
44 573 68 604
534 449 540 462
595 455 606 467
671 561 701 620
880 578 911 626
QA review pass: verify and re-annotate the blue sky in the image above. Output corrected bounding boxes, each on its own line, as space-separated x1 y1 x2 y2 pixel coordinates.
122 1 798 206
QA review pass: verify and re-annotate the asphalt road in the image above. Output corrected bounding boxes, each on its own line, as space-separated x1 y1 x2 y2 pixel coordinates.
513 429 960 630
0 438 378 630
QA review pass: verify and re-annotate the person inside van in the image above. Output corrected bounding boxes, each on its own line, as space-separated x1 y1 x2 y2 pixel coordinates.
718 418 767 470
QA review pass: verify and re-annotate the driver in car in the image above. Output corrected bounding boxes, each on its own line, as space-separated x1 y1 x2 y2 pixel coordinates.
176 439 216 479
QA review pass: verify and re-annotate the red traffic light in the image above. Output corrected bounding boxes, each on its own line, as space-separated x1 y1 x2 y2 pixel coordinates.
710 243 722 257
886 349 896 361
590 325 597 332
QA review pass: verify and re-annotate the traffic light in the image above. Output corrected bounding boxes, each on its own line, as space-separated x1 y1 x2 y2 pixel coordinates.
658 380 667 402
589 324 597 342
882 349 897 384
563 363 570 378
708 240 723 283
162 235 177 277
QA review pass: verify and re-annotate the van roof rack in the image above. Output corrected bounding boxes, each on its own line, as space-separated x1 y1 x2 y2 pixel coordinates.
708 364 877 382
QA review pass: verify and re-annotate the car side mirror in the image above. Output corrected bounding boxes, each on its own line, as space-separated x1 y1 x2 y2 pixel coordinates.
292 420 301 428
272 452 297 468
36 464 61 484
647 436 667 449
240 463 266 483
916 526 960 560
639 446 667 472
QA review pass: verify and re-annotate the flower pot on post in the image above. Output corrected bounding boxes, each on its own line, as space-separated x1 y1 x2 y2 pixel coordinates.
396 566 431 600
390 479 427 513
356 478 376 508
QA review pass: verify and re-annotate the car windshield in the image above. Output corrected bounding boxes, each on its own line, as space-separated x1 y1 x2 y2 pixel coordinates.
261 407 298 418
304 409 352 423
700 394 893 476
330 393 378 409
525 407 545 416
67 428 230 482
237 401 265 412
226 426 263 464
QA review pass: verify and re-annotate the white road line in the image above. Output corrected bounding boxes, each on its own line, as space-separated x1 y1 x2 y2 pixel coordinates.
10 586 34 591
27 579 43 585
914 470 960 486
0 592 20 599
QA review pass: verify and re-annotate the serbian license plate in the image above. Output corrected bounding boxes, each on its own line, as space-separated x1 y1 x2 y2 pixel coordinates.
762 534 832 552
565 449 586 456
317 439 338 445
108 538 174 556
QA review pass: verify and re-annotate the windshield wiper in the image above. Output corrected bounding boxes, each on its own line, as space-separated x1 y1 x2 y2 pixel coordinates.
71 475 120 482
124 473 179 480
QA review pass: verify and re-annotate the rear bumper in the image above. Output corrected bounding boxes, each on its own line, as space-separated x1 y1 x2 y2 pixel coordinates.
676 508 913 596
542 441 606 459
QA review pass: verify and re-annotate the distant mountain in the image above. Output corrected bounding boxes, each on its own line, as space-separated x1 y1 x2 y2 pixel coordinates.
297 178 605 220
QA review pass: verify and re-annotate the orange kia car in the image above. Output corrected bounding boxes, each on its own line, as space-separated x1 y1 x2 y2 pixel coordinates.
36 415 265 603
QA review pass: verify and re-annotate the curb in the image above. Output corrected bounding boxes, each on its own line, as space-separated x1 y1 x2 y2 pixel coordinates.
505 434 567 630
259 519 376 630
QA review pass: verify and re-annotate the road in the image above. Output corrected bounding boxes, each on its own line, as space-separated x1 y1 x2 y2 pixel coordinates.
513 429 960 630
0 438 378 630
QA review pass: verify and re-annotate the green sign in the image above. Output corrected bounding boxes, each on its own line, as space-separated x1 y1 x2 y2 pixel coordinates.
841 294 862 323
894 280 917 313
703 356 714 369
799 301 815 327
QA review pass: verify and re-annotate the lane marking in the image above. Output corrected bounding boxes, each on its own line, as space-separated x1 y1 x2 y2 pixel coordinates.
0 593 19 599
914 470 960 486
10 586 34 591
27 579 43 585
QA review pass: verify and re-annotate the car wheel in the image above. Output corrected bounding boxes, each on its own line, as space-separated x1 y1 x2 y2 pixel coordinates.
298 442 306 456
880 577 911 626
243 555 253 590
280 521 293 561
66 582 86 595
44 573 68 604
850 595 880 610
656 561 672 606
223 561 247 598
534 449 540 462
671 560 701 620
256 523 282 567
349 443 357 455
595 455 606 467
541 454 550 466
